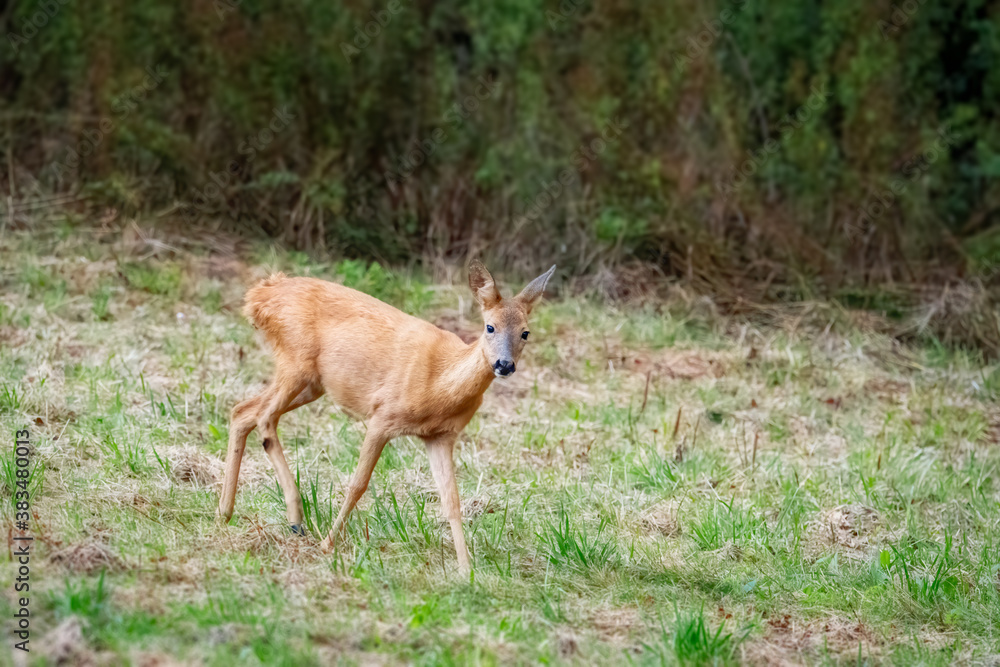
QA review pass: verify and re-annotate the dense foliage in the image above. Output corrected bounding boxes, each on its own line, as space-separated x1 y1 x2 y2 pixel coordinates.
3 0 999 284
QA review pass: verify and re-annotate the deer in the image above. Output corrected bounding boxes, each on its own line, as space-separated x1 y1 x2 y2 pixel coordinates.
217 260 556 574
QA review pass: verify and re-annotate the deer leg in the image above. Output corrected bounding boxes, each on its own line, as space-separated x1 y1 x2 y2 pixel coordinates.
425 434 471 575
218 391 269 522
321 425 389 551
256 378 318 530
269 382 325 533
219 382 324 528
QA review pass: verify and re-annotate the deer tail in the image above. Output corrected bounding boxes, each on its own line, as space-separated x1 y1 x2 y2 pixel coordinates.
242 272 289 341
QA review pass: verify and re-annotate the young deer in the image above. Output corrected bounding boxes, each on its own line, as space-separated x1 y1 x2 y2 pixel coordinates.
217 260 555 573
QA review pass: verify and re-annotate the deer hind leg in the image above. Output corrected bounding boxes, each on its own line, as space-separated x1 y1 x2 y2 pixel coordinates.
425 434 471 575
218 380 325 528
321 423 390 551
257 378 323 531
218 391 268 522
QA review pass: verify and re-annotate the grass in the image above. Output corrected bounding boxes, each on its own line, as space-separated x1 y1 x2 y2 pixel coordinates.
645 607 747 666
0 223 999 664
539 507 619 572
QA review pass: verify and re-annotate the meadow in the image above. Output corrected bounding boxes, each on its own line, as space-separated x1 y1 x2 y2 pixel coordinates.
0 223 999 665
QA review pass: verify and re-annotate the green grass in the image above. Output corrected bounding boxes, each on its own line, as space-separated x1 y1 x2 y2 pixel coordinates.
645 607 748 666
0 225 999 664
119 261 183 298
539 506 619 572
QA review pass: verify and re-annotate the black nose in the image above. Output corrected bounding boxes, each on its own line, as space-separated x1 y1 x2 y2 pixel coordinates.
494 359 515 376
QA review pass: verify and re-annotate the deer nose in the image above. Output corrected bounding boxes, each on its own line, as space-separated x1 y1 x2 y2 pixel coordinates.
494 359 515 376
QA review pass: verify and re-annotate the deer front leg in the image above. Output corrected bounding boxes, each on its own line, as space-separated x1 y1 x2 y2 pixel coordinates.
425 434 471 575
321 425 389 551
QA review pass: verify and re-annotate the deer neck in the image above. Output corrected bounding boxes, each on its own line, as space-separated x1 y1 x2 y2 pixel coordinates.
437 337 495 407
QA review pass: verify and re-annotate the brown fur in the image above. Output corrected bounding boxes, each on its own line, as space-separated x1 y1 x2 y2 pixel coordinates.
217 260 555 574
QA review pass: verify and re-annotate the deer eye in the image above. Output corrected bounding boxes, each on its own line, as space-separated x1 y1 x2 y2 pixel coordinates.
521 331 529 340
486 325 494 334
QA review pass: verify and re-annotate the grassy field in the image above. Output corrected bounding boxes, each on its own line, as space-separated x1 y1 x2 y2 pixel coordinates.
1 224 999 666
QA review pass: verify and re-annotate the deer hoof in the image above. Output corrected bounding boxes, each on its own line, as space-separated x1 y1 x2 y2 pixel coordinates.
289 524 305 536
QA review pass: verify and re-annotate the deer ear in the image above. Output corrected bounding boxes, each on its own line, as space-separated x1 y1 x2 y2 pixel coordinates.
516 264 556 313
468 259 501 309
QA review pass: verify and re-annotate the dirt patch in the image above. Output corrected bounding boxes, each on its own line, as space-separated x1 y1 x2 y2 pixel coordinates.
745 614 883 665
111 585 168 617
801 504 888 562
822 504 881 552
984 410 1000 446
634 349 727 380
36 617 103 666
49 541 125 574
863 377 910 404
166 446 221 487
279 567 314 594
640 502 681 538
741 644 805 667
590 607 642 645
821 618 882 650
784 414 849 461
556 630 580 657
0 325 30 348
158 445 272 491
130 652 191 667
225 524 282 556
216 521 323 562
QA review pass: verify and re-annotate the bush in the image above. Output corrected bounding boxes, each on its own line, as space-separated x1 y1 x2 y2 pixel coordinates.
2 0 997 285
